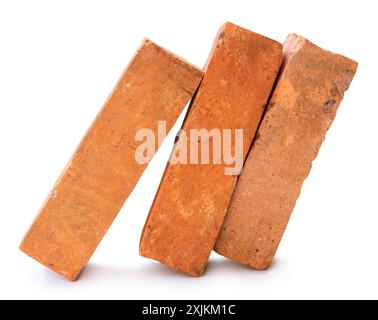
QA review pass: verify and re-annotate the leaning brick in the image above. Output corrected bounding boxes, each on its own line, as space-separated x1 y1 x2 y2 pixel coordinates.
140 23 283 276
215 34 358 269
20 39 203 280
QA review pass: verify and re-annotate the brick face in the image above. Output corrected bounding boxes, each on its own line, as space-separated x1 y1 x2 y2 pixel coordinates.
20 39 203 280
140 23 283 276
215 34 358 270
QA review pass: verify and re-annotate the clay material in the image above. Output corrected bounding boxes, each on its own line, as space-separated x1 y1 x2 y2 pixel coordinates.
215 34 358 269
140 23 283 276
20 39 203 280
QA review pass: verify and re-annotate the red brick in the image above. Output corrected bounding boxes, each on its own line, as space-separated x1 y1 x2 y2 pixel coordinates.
215 34 358 269
20 39 203 280
140 23 283 276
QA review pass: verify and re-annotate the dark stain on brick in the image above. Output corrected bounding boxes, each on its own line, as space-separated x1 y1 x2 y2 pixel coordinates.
323 99 336 113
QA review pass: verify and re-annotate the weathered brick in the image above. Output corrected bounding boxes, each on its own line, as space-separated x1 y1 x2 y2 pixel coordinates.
140 23 283 276
20 39 203 280
215 34 358 269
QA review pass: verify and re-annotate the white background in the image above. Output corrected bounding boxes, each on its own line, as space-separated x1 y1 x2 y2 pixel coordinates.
0 0 377 300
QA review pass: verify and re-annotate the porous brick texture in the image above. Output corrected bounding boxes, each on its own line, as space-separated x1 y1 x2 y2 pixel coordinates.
140 23 283 276
20 39 203 280
215 34 358 269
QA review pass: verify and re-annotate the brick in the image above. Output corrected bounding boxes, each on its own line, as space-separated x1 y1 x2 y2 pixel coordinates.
140 23 283 276
20 39 204 280
215 34 358 269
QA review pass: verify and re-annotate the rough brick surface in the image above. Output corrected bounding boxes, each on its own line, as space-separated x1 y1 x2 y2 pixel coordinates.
140 23 283 276
215 34 358 269
20 39 203 280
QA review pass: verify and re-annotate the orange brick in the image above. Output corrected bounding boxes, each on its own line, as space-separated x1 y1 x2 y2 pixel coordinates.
140 23 283 276
20 39 203 280
215 34 358 269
